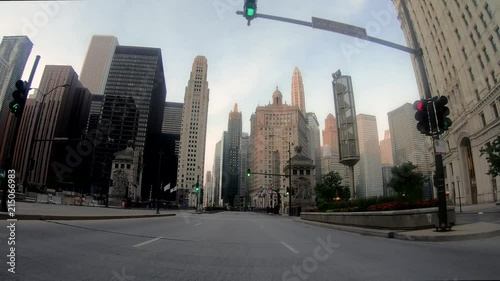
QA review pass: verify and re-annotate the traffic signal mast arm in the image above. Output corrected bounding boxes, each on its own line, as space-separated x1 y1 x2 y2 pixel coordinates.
247 170 288 178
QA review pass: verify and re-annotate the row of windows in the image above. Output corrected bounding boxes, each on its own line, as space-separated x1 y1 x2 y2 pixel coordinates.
479 101 499 127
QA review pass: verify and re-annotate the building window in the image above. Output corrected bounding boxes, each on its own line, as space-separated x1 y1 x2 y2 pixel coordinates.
465 5 472 18
485 3 493 19
491 102 499 119
472 0 477 7
478 55 485 69
483 46 490 62
490 36 498 52
450 163 454 175
496 26 500 41
454 0 460 8
480 13 487 28
470 33 477 46
492 71 498 84
462 47 468 59
486 77 491 90
462 14 468 26
480 112 486 126
448 12 454 23
455 28 461 40
468 67 475 81
474 25 481 38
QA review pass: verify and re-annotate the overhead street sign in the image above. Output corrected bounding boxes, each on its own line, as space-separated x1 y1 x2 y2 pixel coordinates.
311 17 367 39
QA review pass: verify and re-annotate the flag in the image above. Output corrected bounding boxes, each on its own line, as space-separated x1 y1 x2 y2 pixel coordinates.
170 186 177 193
163 183 171 192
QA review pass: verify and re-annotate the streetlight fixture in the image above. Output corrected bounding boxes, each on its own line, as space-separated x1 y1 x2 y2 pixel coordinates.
270 134 293 216
23 84 70 193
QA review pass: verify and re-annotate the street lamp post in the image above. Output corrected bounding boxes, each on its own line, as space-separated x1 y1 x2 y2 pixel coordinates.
22 84 70 193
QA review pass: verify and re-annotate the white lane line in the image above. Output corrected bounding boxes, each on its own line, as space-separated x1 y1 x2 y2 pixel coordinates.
133 237 163 248
194 223 202 227
281 241 300 254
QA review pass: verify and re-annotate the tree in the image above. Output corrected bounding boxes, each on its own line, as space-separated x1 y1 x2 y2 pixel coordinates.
314 171 350 204
389 162 424 201
480 136 500 178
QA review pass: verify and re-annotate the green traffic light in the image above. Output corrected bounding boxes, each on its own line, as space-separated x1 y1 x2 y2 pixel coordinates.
246 8 255 16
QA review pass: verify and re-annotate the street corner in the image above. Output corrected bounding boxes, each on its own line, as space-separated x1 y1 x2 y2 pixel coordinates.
392 222 500 242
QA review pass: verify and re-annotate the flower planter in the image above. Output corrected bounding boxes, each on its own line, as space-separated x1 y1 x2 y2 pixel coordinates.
300 207 455 230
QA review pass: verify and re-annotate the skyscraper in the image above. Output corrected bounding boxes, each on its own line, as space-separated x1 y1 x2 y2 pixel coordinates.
250 87 309 208
380 130 393 165
291 67 306 115
239 132 251 206
393 0 500 204
388 103 433 199
212 139 222 207
223 104 242 206
0 36 33 118
322 113 339 156
18 66 91 188
92 46 166 201
162 102 183 135
80 35 118 96
307 112 322 184
0 36 33 167
176 56 210 207
355 114 383 198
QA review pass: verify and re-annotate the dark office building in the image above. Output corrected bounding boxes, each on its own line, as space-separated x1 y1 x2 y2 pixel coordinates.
159 101 183 201
86 94 104 135
223 104 242 206
91 45 166 202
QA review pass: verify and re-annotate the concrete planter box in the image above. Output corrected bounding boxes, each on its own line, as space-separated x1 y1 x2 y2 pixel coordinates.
301 207 456 230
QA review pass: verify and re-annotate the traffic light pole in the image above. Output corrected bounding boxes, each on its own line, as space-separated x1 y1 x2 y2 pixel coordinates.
1 56 40 212
237 0 449 230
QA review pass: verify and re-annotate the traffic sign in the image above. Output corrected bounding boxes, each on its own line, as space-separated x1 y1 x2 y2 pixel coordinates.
434 140 446 155
312 17 367 39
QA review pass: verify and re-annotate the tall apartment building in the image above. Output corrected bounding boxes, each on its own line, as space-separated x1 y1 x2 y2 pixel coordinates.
306 112 322 184
355 114 383 198
92 46 166 201
176 56 210 207
380 130 394 165
249 87 309 205
393 0 499 203
223 104 242 206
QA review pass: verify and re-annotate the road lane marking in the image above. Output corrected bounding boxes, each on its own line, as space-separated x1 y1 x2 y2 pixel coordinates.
133 237 163 248
281 241 299 254
194 223 202 226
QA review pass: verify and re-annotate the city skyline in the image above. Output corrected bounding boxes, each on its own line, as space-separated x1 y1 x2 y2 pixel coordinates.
1 0 422 179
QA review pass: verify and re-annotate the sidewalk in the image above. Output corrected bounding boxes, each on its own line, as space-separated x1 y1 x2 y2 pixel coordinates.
296 203 500 242
0 202 177 220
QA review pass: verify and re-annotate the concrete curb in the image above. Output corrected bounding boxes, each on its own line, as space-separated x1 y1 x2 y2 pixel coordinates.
295 218 391 239
295 218 500 242
392 228 500 242
0 213 176 221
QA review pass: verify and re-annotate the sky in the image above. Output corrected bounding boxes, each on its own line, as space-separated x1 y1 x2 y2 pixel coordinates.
1 0 421 179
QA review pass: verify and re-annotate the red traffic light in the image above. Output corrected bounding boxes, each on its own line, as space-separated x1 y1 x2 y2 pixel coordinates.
413 100 425 111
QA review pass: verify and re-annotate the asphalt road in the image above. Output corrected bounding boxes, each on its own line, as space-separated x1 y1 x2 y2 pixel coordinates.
0 212 499 281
